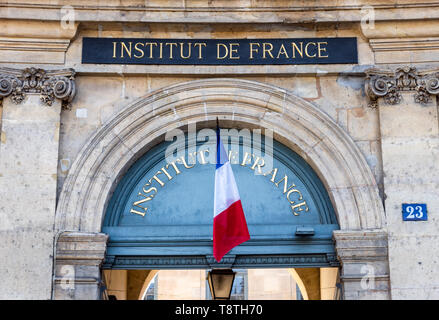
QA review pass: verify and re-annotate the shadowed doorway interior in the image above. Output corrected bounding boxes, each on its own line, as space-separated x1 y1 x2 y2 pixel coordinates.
102 268 340 300
100 128 340 300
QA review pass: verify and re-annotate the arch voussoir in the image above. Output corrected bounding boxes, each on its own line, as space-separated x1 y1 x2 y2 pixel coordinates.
55 78 385 233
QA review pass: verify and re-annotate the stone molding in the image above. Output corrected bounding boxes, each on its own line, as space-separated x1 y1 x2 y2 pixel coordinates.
53 232 108 300
369 38 439 52
333 230 390 299
333 230 388 262
55 232 108 262
2 2 439 24
0 37 71 64
0 37 70 53
368 37 439 64
0 67 76 109
0 20 78 64
365 66 439 108
55 78 384 233
103 253 339 270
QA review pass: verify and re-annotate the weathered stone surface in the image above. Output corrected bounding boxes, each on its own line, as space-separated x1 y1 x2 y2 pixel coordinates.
54 232 108 300
376 86 439 299
347 107 380 141
2 2 439 300
0 94 61 299
0 20 78 64
3 1 439 25
334 230 390 300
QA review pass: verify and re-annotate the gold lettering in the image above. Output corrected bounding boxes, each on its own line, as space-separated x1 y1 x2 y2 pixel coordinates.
194 43 207 59
130 182 157 216
180 42 191 59
120 42 132 58
217 43 228 59
229 43 240 59
142 184 157 197
159 42 163 59
150 171 165 187
286 188 303 203
160 166 173 180
134 42 145 58
177 155 196 169
166 161 181 175
263 43 274 59
276 44 289 59
274 174 295 194
166 43 177 59
132 191 155 214
251 156 265 174
317 41 328 58
130 208 146 217
145 42 157 59
305 42 317 58
133 195 149 208
240 152 253 167
263 167 278 182
198 149 209 165
291 201 309 216
249 43 260 59
292 42 303 58
112 42 117 58
188 151 198 165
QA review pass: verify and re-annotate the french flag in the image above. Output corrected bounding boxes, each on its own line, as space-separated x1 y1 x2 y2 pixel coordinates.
213 125 250 262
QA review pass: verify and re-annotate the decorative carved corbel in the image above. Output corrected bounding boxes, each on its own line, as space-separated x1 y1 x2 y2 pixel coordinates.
0 67 76 110
365 66 439 108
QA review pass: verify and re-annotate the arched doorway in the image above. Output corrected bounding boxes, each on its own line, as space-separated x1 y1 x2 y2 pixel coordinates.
53 79 389 300
99 129 340 299
102 131 339 268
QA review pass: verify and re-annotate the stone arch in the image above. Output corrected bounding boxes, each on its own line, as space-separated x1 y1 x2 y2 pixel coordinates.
55 78 384 233
138 270 159 300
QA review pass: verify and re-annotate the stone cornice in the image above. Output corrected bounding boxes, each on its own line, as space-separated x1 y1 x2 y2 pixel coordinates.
0 20 79 64
2 2 439 24
56 232 108 264
0 67 76 109
365 66 439 108
0 20 78 40
333 230 388 262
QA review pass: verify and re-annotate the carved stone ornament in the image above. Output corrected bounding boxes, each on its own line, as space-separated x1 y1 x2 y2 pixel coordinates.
0 67 76 109
365 66 439 108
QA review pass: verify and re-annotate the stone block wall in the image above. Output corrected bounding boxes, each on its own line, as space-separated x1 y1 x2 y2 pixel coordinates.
1 1 439 299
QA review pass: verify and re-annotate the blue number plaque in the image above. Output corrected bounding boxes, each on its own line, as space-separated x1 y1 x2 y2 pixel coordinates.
402 203 428 221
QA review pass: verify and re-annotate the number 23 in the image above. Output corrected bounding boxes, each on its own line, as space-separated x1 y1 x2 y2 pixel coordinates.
406 206 423 219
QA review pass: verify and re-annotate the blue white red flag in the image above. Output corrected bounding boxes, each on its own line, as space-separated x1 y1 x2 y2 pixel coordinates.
213 125 250 262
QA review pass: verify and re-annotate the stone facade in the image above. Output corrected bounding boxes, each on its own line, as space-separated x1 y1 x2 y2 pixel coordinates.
0 1 438 300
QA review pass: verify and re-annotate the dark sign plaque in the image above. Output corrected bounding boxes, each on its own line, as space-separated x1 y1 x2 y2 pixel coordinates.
82 37 357 65
402 203 428 221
